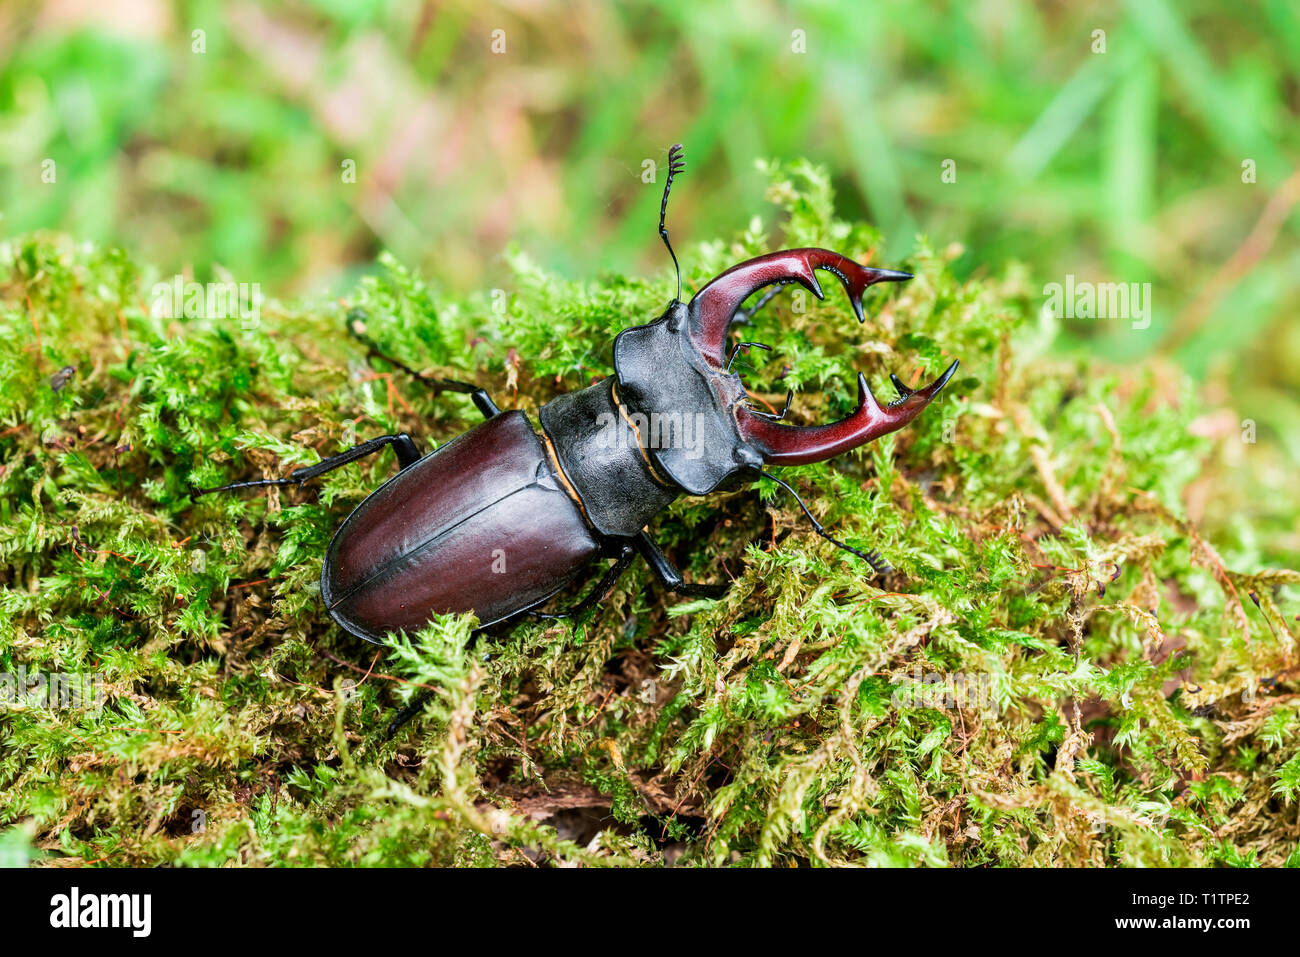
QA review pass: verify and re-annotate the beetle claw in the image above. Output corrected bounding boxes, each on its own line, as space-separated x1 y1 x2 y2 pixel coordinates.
685 246 953 465
916 358 960 399
736 359 959 466
687 248 911 367
857 372 883 415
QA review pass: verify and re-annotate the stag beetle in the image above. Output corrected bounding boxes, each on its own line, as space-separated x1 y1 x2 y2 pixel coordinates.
193 145 958 643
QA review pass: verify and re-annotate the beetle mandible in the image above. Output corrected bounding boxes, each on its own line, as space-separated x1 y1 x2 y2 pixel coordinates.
192 145 959 643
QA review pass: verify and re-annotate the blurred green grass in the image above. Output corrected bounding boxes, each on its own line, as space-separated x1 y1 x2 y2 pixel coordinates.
1 0 1297 458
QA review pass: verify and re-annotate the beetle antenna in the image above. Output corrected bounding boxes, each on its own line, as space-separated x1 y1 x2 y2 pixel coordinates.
659 143 686 303
760 470 893 576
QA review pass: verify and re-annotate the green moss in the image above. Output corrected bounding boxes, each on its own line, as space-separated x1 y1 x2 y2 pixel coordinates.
1 161 1296 867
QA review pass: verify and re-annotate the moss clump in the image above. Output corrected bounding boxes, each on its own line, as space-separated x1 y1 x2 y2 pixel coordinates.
1 161 1297 867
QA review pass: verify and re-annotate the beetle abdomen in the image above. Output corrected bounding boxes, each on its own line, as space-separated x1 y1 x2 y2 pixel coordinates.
321 411 600 642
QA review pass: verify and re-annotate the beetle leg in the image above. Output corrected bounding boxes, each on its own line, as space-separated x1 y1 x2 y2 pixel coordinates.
387 690 433 739
190 433 422 499
633 532 729 599
347 310 500 419
759 471 893 576
725 340 772 373
399 373 499 420
531 544 636 620
745 388 794 422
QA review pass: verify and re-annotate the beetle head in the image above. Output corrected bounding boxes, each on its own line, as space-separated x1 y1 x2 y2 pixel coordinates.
616 145 957 492
613 247 957 493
